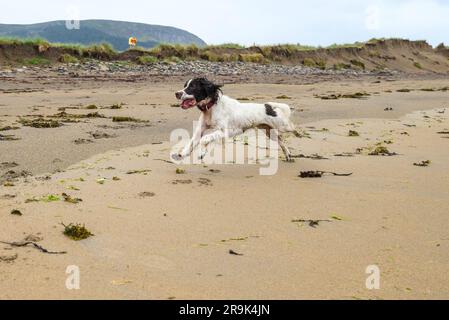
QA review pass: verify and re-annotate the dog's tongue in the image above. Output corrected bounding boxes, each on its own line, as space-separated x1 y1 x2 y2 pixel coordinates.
181 99 195 109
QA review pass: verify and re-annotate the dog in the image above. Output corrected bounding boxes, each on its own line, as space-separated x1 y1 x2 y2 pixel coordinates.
172 77 297 162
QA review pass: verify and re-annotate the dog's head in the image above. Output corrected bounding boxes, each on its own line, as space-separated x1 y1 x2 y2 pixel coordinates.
175 78 222 110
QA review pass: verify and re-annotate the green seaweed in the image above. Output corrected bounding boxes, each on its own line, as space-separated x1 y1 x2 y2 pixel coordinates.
62 223 94 241
62 193 82 204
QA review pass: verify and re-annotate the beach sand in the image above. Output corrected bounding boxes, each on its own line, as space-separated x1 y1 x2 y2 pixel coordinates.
1 77 449 299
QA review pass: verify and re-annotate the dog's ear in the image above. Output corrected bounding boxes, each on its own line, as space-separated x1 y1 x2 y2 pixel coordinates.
202 79 223 98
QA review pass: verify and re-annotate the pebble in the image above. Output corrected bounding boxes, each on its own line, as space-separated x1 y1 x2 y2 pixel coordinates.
0 59 397 79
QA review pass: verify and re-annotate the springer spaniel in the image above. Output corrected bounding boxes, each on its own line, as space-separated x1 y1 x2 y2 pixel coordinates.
172 78 298 162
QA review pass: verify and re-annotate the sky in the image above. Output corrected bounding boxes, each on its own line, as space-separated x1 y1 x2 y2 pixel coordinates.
1 0 448 46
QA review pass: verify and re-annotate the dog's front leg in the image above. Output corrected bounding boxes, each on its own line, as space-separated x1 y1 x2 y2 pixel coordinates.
198 129 225 160
173 116 205 161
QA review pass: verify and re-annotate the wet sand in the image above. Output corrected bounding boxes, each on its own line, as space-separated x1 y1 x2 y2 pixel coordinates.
1 75 449 299
1 78 448 176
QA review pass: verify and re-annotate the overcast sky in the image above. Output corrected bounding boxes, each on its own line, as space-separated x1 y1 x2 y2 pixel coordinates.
1 0 448 46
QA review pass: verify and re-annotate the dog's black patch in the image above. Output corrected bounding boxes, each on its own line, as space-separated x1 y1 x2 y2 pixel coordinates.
265 104 278 117
185 78 223 104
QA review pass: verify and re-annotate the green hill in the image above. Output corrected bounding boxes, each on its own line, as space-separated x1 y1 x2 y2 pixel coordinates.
0 20 207 51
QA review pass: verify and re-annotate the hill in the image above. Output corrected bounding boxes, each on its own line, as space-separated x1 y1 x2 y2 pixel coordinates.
0 20 207 51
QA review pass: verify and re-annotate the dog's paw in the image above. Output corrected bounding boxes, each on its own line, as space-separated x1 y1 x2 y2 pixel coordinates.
171 153 184 161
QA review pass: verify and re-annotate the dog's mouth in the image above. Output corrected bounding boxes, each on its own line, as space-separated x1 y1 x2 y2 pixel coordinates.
180 98 197 109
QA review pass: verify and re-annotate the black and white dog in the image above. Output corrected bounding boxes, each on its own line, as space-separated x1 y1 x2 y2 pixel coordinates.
173 78 297 161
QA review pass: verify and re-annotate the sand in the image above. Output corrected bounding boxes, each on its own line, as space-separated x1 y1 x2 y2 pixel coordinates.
1 76 449 299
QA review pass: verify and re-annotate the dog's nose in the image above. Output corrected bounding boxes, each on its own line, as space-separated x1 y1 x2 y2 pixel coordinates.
175 91 183 99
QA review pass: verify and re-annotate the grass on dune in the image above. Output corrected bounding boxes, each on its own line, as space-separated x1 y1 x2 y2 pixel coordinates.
0 36 429 70
0 37 50 46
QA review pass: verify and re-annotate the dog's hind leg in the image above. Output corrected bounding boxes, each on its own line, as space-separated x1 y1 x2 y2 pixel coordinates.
258 124 293 162
278 134 293 162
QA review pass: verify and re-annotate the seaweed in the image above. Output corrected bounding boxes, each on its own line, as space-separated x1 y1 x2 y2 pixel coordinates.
176 168 186 174
348 130 360 137
413 160 431 167
341 92 370 99
299 171 353 178
108 103 123 110
334 152 356 157
1 170 32 182
0 194 16 199
62 223 94 241
10 209 22 216
318 94 340 100
276 95 292 99
198 178 213 186
89 131 115 139
292 219 331 228
126 169 151 175
0 240 66 255
62 193 82 204
26 194 60 203
292 154 329 160
73 138 94 145
139 192 156 198
18 118 62 128
50 111 106 119
0 133 19 141
0 162 18 169
316 92 370 100
368 146 397 156
112 116 148 123
229 250 244 256
172 179 193 185
0 126 19 131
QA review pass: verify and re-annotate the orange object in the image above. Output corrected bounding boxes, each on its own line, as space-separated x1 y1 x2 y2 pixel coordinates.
128 37 137 47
